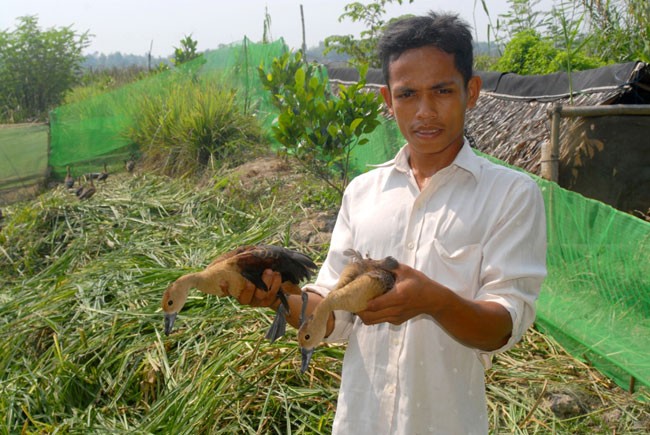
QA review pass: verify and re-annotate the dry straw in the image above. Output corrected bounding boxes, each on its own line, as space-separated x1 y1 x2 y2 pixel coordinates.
0 167 648 433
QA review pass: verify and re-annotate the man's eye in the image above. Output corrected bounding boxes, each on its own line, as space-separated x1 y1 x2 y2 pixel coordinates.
438 88 452 94
397 91 413 98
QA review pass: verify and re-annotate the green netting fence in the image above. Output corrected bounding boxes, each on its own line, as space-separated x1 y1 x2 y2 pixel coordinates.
0 123 48 195
48 38 288 180
46 37 649 398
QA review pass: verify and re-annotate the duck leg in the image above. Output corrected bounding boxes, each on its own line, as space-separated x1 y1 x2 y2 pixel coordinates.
299 291 309 326
265 290 290 342
266 303 288 343
299 291 312 372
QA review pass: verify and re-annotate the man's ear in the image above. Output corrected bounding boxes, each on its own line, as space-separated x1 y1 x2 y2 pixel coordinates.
466 75 482 109
380 85 394 115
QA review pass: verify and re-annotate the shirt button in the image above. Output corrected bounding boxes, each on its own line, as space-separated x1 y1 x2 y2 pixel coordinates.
407 242 415 250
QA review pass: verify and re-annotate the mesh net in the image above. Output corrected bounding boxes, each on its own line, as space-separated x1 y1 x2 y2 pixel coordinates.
48 38 287 180
44 39 650 397
537 181 649 396
0 123 48 194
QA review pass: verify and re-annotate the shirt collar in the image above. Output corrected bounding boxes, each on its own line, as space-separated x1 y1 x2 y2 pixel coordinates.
389 138 481 182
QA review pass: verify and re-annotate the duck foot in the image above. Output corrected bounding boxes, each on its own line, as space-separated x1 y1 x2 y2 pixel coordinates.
265 303 288 343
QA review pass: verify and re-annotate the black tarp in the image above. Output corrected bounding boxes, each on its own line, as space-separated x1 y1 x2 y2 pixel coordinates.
326 61 649 103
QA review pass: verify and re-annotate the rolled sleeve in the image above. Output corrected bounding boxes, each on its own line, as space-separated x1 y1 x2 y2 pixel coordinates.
474 178 547 368
475 279 540 368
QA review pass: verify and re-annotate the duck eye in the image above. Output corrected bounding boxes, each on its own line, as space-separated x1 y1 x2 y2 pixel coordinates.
168 300 173 306
305 334 310 340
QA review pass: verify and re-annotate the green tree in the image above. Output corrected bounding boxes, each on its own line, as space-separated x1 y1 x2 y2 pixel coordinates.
0 15 90 122
323 0 414 68
495 29 557 74
172 34 200 65
259 51 382 195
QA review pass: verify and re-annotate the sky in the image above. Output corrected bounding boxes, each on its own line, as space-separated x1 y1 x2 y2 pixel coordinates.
2 0 556 57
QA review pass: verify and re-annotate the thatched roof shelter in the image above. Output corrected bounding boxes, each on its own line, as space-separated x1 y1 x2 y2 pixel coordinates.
327 62 650 216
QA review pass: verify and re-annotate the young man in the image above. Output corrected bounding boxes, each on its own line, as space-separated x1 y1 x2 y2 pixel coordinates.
238 11 547 434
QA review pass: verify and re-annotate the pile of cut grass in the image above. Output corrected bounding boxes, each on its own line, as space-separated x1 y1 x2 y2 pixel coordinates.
0 163 648 434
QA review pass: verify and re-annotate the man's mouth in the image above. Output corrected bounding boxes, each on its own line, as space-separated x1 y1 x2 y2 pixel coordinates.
415 127 442 138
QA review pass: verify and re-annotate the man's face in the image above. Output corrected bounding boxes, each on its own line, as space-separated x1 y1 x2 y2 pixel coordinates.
380 45 480 160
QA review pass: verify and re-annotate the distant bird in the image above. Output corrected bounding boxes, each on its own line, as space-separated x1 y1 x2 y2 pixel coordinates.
162 245 317 342
98 162 109 181
74 177 84 197
298 249 398 372
78 176 96 200
125 156 135 173
64 166 74 189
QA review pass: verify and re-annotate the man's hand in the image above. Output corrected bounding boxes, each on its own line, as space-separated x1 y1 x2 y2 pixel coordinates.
357 262 513 351
357 263 435 325
236 269 283 308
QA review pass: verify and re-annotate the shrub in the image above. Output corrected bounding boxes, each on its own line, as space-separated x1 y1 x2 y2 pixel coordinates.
259 51 382 196
125 72 263 177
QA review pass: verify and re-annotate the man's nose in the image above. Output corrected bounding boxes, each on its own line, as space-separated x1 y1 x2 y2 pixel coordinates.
416 93 438 119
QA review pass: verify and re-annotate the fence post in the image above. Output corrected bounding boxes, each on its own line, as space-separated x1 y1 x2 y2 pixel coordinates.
542 104 561 182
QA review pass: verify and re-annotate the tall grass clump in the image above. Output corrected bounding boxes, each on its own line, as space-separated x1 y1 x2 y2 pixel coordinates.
126 72 263 178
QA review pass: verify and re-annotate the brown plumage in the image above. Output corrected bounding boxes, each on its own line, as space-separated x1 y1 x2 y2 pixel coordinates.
64 166 74 189
97 162 109 181
78 176 96 200
125 156 135 173
74 177 84 196
298 249 398 372
161 245 317 341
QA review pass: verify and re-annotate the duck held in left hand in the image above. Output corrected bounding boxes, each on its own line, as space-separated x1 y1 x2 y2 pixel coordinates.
161 244 317 341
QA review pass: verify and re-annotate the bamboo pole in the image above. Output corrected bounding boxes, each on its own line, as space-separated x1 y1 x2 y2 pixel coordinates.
555 104 650 117
541 104 650 182
300 5 307 59
541 104 562 182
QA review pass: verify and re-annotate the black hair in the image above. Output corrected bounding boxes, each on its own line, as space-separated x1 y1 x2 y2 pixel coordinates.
377 11 474 87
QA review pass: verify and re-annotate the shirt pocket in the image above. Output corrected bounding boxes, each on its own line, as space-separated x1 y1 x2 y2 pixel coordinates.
431 239 482 297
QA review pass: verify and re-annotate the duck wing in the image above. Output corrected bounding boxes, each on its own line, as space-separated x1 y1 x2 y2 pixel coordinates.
234 245 317 291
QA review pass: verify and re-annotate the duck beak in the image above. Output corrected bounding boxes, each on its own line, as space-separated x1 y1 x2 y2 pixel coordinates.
300 347 314 373
164 312 177 335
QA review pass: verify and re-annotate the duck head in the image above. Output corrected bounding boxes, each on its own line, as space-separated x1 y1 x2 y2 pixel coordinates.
298 314 327 373
161 279 190 335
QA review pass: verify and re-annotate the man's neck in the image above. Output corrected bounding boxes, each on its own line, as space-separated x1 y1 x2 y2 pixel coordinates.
407 141 464 189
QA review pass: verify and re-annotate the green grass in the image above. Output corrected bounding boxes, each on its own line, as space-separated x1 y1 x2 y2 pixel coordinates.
0 163 648 434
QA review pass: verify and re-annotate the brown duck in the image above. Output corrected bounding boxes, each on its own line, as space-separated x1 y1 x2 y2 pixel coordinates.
98 162 109 181
162 244 317 342
125 156 135 173
298 249 398 372
77 176 96 200
64 166 74 189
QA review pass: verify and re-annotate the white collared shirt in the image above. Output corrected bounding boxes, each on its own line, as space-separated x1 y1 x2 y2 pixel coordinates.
305 140 547 435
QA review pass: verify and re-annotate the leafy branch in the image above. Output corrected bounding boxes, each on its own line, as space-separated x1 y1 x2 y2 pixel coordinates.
258 51 382 196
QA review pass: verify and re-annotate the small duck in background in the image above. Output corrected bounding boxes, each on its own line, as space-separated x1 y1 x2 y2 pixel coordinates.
98 162 109 181
64 166 74 189
74 177 84 197
125 155 136 173
78 176 96 200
